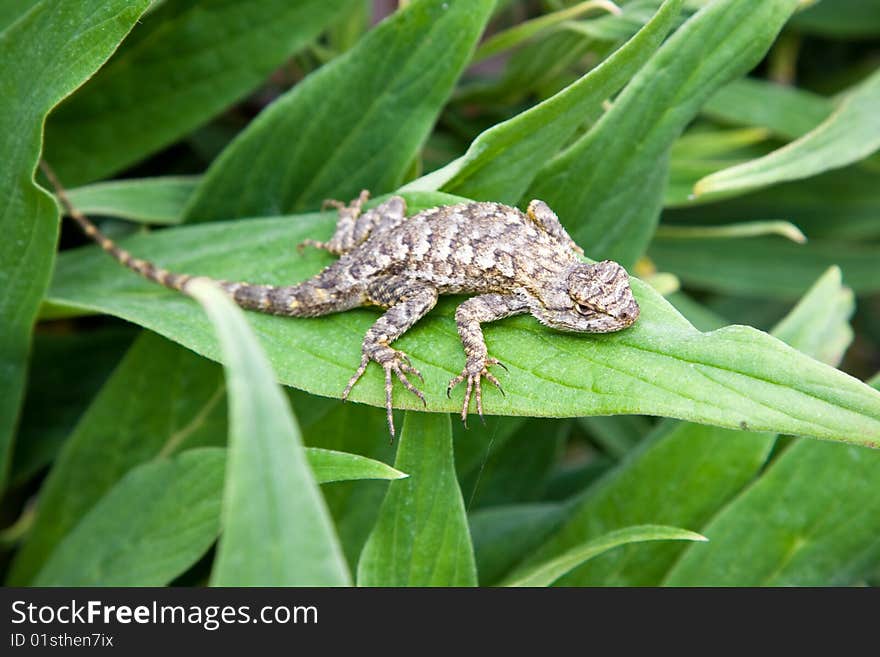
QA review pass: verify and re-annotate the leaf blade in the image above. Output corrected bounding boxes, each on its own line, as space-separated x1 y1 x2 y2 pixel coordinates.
46 210 880 448
43 0 355 185
420 0 683 204
503 525 706 587
527 0 800 266
0 0 149 493
695 67 880 197
189 280 350 586
184 0 495 221
33 448 225 587
357 412 477 586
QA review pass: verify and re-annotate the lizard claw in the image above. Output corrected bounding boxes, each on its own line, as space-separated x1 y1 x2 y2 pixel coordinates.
342 347 425 438
447 357 507 426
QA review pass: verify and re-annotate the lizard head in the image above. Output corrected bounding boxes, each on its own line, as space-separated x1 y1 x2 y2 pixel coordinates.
530 261 640 333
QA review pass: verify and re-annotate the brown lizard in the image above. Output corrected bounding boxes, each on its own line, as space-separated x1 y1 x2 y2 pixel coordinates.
45 163 639 437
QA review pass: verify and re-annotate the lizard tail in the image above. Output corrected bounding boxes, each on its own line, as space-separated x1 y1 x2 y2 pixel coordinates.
43 161 201 295
41 160 329 316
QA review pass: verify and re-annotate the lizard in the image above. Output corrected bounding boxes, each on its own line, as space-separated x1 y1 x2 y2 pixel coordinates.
44 163 640 437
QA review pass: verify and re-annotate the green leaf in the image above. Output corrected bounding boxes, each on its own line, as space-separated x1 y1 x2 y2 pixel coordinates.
184 0 495 221
7 333 227 585
33 448 225 587
655 221 806 244
791 0 880 39
460 418 565 509
470 503 570 585
189 280 349 586
0 0 149 492
11 327 134 487
503 525 706 587
294 395 399 569
357 412 477 586
527 0 800 267
695 67 880 197
665 379 880 586
666 165 880 241
578 414 652 459
702 77 832 141
64 177 199 225
509 266 854 586
649 236 880 299
43 0 355 185
417 0 683 204
473 0 621 63
770 267 855 367
47 208 880 448
0 0 38 32
306 447 407 484
25 443 403 586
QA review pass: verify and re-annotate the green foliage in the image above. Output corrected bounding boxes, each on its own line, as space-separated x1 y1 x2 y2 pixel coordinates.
43 0 356 186
4 0 880 588
0 0 149 497
190 281 350 586
45 212 880 446
358 413 477 586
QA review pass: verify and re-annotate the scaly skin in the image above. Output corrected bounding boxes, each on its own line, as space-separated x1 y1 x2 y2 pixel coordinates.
47 166 639 437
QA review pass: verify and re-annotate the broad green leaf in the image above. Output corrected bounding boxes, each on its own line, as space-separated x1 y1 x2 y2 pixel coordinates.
190 281 349 586
695 67 880 197
462 418 566 509
528 0 800 267
650 236 880 299
7 333 227 585
470 503 571 585
43 0 355 185
46 208 880 447
665 165 880 240
702 78 832 141
184 0 495 221
418 0 683 204
0 0 148 492
473 1 621 63
64 177 198 225
665 291 727 332
791 0 880 38
296 398 400 569
578 414 652 459
459 419 569 509
306 447 407 484
665 379 880 586
0 0 38 32
357 412 477 586
771 267 854 367
503 525 705 587
455 28 595 106
34 448 225 587
454 415 526 486
11 327 134 486
510 266 854 586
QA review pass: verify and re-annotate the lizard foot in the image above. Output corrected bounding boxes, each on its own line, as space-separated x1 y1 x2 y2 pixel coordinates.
447 357 507 426
342 346 425 438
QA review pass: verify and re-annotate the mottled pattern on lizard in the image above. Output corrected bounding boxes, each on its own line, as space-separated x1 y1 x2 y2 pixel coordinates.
54 175 640 437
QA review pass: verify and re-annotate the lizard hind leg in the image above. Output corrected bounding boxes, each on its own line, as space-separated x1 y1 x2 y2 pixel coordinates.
299 191 408 256
341 279 438 438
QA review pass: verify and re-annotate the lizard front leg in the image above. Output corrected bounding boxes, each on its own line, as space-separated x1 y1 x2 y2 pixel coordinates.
342 279 438 437
447 293 529 424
